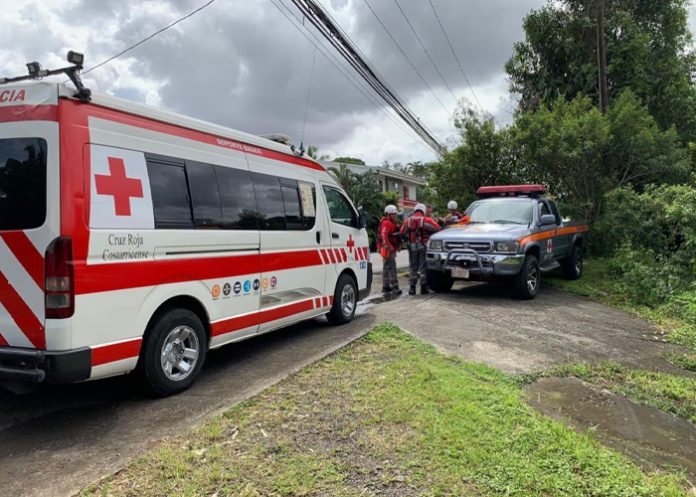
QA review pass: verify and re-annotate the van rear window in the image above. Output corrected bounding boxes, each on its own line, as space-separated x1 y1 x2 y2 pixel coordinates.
0 138 47 230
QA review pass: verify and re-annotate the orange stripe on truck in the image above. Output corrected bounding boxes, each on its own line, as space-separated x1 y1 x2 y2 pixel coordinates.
518 224 588 246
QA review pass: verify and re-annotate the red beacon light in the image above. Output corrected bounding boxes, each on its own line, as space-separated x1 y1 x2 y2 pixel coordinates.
476 184 545 198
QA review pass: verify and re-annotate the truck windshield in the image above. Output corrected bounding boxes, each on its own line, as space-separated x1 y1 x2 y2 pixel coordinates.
466 200 532 225
0 137 47 230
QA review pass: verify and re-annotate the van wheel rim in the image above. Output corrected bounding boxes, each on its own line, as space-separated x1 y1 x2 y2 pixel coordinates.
161 325 200 382
341 284 356 317
527 264 538 293
575 251 582 274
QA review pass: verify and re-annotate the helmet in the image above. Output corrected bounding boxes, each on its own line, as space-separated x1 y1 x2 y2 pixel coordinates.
447 200 458 210
384 204 398 214
414 203 426 213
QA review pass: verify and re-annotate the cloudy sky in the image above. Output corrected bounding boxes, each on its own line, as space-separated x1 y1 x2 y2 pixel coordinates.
2 0 696 165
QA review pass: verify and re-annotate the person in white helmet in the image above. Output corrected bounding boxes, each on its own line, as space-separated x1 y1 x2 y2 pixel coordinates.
400 203 441 295
377 204 402 294
444 200 465 226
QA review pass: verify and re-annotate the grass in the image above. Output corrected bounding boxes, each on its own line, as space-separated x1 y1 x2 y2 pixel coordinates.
545 259 696 357
81 323 688 497
539 362 696 424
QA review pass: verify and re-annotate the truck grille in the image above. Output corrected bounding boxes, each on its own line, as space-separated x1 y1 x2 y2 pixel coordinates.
444 240 492 252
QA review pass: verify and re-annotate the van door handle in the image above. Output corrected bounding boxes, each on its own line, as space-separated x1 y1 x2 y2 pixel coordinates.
332 233 340 239
316 231 321 244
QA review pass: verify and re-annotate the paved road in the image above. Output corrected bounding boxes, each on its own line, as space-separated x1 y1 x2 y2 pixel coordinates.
0 276 690 497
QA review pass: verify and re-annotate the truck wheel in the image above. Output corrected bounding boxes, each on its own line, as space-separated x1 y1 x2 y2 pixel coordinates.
513 254 540 300
327 274 357 325
141 308 207 397
427 270 453 292
561 244 583 280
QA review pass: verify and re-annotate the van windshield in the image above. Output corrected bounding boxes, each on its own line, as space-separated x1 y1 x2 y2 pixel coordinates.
0 138 47 230
466 200 533 225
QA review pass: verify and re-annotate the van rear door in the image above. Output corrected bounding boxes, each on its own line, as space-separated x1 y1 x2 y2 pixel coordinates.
0 84 60 351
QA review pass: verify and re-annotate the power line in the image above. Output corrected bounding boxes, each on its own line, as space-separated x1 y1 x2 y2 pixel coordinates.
290 0 446 154
360 0 449 115
426 0 483 110
83 0 217 75
392 0 458 104
269 0 434 155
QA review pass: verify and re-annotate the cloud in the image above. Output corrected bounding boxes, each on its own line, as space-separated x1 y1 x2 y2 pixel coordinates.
1 0 551 164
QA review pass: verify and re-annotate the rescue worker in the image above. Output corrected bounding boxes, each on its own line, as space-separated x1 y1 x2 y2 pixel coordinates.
443 200 465 226
377 204 402 295
400 203 441 295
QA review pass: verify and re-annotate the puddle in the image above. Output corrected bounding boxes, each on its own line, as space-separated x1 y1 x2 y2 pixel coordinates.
525 377 696 478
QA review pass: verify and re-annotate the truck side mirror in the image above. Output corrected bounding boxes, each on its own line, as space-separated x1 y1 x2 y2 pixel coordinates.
540 214 556 226
359 211 369 229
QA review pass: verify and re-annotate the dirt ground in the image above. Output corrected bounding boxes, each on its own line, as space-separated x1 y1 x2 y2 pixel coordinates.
0 274 693 496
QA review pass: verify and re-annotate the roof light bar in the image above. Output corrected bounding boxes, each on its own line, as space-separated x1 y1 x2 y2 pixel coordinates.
476 184 546 198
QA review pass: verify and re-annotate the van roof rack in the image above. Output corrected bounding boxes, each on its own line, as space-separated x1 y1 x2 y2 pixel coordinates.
0 50 91 102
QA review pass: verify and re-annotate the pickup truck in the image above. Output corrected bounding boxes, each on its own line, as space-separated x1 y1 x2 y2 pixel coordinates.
425 185 588 299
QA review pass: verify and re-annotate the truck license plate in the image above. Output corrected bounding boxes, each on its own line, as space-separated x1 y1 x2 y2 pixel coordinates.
452 267 469 279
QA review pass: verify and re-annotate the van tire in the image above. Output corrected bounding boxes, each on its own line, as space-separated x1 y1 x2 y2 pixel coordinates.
327 274 358 325
141 308 207 397
512 254 540 300
561 244 583 280
427 270 453 292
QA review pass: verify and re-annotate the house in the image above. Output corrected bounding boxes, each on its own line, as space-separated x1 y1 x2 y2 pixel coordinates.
322 161 427 211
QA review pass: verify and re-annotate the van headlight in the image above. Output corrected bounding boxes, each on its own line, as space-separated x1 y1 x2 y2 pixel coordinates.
429 240 443 251
495 241 519 253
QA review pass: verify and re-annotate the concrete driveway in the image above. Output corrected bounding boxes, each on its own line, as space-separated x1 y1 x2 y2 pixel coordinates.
0 276 690 497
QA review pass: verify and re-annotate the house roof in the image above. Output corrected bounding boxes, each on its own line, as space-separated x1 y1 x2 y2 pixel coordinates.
322 161 427 186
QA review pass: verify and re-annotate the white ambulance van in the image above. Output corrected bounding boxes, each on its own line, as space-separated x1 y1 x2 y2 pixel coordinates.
0 80 372 396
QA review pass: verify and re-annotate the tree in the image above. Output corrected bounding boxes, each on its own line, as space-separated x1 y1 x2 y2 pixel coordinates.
506 0 696 142
333 156 366 165
428 107 519 212
307 145 330 161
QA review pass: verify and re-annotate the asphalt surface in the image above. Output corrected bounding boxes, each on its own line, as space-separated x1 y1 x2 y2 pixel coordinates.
0 274 691 497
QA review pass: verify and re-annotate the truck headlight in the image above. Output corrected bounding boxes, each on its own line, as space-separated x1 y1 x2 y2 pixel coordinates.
429 240 443 251
495 241 519 253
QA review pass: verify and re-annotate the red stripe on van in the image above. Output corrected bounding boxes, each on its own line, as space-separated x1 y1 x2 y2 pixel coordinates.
75 250 322 295
341 249 347 262
1 232 44 289
211 299 315 337
0 332 8 347
0 272 44 349
91 338 142 366
0 105 58 123
318 250 327 265
327 250 336 264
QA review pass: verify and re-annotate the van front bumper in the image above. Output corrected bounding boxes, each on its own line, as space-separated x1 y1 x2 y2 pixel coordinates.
426 250 524 277
0 347 91 384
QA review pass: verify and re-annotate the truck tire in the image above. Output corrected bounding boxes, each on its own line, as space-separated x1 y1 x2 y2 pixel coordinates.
427 270 453 293
561 244 583 280
141 308 207 397
513 254 540 300
327 274 358 325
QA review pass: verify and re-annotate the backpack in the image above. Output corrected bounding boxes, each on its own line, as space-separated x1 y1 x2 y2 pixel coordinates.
408 216 426 251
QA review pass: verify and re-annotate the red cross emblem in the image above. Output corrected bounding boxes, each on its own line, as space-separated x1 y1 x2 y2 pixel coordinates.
95 157 144 216
346 234 355 253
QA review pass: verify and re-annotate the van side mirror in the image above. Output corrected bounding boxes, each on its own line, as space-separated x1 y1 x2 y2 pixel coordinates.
359 211 369 229
540 214 556 226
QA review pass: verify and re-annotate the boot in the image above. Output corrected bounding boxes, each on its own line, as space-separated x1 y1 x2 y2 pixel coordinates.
420 284 430 295
408 286 416 295
391 286 403 296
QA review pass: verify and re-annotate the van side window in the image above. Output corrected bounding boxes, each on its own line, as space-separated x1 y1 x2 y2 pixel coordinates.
186 161 223 228
322 186 358 228
251 173 286 230
281 183 303 230
146 158 194 229
215 166 258 229
0 137 47 230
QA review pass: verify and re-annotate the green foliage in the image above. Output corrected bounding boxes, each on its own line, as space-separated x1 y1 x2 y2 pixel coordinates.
328 164 383 247
381 190 399 207
506 0 696 142
332 156 365 165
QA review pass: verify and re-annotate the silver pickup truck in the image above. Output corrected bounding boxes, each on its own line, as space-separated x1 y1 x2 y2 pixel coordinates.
426 185 588 299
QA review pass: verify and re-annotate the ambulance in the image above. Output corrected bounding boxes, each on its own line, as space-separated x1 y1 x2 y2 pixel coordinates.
0 62 372 396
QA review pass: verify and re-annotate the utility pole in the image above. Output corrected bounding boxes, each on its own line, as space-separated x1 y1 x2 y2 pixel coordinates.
596 0 609 114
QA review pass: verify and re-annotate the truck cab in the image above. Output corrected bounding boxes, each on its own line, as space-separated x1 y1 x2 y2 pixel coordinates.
426 185 588 299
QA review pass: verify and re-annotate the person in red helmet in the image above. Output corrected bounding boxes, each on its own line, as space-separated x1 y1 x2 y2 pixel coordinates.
400 203 441 295
377 204 402 295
